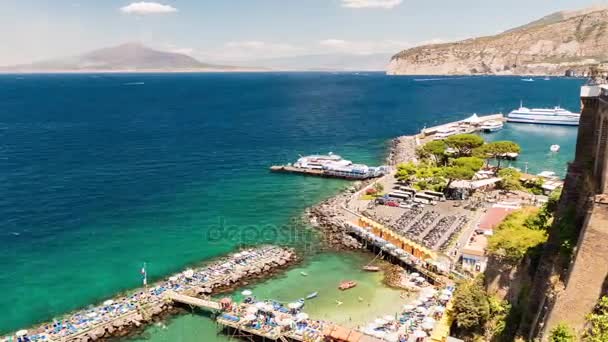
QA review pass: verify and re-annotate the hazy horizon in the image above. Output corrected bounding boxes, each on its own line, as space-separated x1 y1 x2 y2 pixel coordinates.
3 0 608 66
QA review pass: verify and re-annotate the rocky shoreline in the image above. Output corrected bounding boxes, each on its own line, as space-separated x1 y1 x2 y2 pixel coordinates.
6 247 298 342
305 135 418 249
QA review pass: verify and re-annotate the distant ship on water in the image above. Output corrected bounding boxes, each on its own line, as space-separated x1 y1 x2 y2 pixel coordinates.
507 102 580 126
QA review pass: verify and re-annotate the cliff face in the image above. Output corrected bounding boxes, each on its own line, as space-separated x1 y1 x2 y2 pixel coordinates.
388 8 608 75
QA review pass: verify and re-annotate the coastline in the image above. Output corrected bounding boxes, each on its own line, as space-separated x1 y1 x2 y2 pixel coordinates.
3 246 298 341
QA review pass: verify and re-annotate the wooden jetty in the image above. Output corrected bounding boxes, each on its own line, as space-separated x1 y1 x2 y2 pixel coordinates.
165 291 222 311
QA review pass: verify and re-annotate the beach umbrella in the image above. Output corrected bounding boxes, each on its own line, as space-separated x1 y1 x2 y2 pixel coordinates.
416 307 428 314
441 289 452 295
183 269 194 278
296 313 309 321
403 304 415 311
422 322 435 331
255 302 266 309
169 276 178 282
278 318 294 326
423 317 436 324
413 329 427 338
246 306 259 314
15 330 28 337
410 272 420 278
103 299 114 306
244 314 257 321
374 318 387 325
86 312 98 318
423 288 438 296
241 290 253 296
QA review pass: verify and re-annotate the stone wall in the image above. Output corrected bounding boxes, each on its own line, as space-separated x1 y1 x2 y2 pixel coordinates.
530 86 608 340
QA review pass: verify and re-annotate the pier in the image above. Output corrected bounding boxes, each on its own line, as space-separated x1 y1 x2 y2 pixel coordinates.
4 246 297 342
269 165 382 180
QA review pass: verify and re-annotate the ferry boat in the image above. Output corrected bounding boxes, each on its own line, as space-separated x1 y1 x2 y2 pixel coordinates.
507 103 580 126
480 120 504 132
271 153 388 180
433 126 458 140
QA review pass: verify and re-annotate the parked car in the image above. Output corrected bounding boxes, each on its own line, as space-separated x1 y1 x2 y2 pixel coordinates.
387 201 399 207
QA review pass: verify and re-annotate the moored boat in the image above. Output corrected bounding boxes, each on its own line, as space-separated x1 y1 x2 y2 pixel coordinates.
550 144 560 152
306 292 318 299
480 120 504 132
338 280 357 290
362 265 380 272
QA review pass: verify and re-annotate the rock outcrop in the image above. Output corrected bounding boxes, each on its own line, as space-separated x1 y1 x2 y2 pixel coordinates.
387 7 608 76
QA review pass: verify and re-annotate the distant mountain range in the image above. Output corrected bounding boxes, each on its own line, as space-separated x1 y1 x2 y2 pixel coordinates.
388 6 608 75
0 43 252 72
1 43 392 73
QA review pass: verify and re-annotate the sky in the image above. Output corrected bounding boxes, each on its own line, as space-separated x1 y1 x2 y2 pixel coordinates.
2 0 608 65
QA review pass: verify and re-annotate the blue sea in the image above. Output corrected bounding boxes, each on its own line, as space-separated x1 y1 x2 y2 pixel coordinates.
0 73 583 337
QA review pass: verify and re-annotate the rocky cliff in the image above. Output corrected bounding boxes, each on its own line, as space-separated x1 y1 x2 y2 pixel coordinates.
388 7 608 75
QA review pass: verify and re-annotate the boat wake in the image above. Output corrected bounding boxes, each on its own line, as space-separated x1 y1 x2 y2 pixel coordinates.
124 82 145 86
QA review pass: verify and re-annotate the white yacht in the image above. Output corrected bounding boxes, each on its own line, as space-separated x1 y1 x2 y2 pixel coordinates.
433 126 458 140
480 120 504 132
507 103 580 126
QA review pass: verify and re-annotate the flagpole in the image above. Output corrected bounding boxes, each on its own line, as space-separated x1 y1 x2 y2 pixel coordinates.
142 262 147 289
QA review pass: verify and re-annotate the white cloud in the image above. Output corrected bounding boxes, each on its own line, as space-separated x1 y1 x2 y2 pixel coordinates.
340 0 402 9
120 2 178 15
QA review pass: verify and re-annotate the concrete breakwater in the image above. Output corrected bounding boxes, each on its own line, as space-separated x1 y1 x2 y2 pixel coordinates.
4 246 297 342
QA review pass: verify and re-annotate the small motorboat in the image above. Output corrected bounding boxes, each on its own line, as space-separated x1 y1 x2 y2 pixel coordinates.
338 281 357 291
521 78 534 82
300 272 308 276
550 144 560 152
306 292 318 299
362 265 380 272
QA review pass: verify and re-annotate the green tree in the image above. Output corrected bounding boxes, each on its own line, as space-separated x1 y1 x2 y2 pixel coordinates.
585 296 608 342
487 208 548 263
452 157 485 172
443 165 476 192
549 323 575 342
497 168 524 192
445 134 485 157
418 140 447 164
373 182 384 193
476 141 521 170
395 162 418 184
452 277 491 335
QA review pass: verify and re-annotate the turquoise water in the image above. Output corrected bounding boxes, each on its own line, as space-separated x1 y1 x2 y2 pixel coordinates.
132 253 406 342
0 73 584 335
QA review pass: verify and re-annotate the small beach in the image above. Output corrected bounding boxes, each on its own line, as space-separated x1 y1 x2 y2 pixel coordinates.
131 252 410 341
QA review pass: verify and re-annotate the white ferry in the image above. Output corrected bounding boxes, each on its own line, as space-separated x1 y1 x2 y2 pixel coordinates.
433 126 458 140
507 103 580 126
480 120 504 132
288 152 388 179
